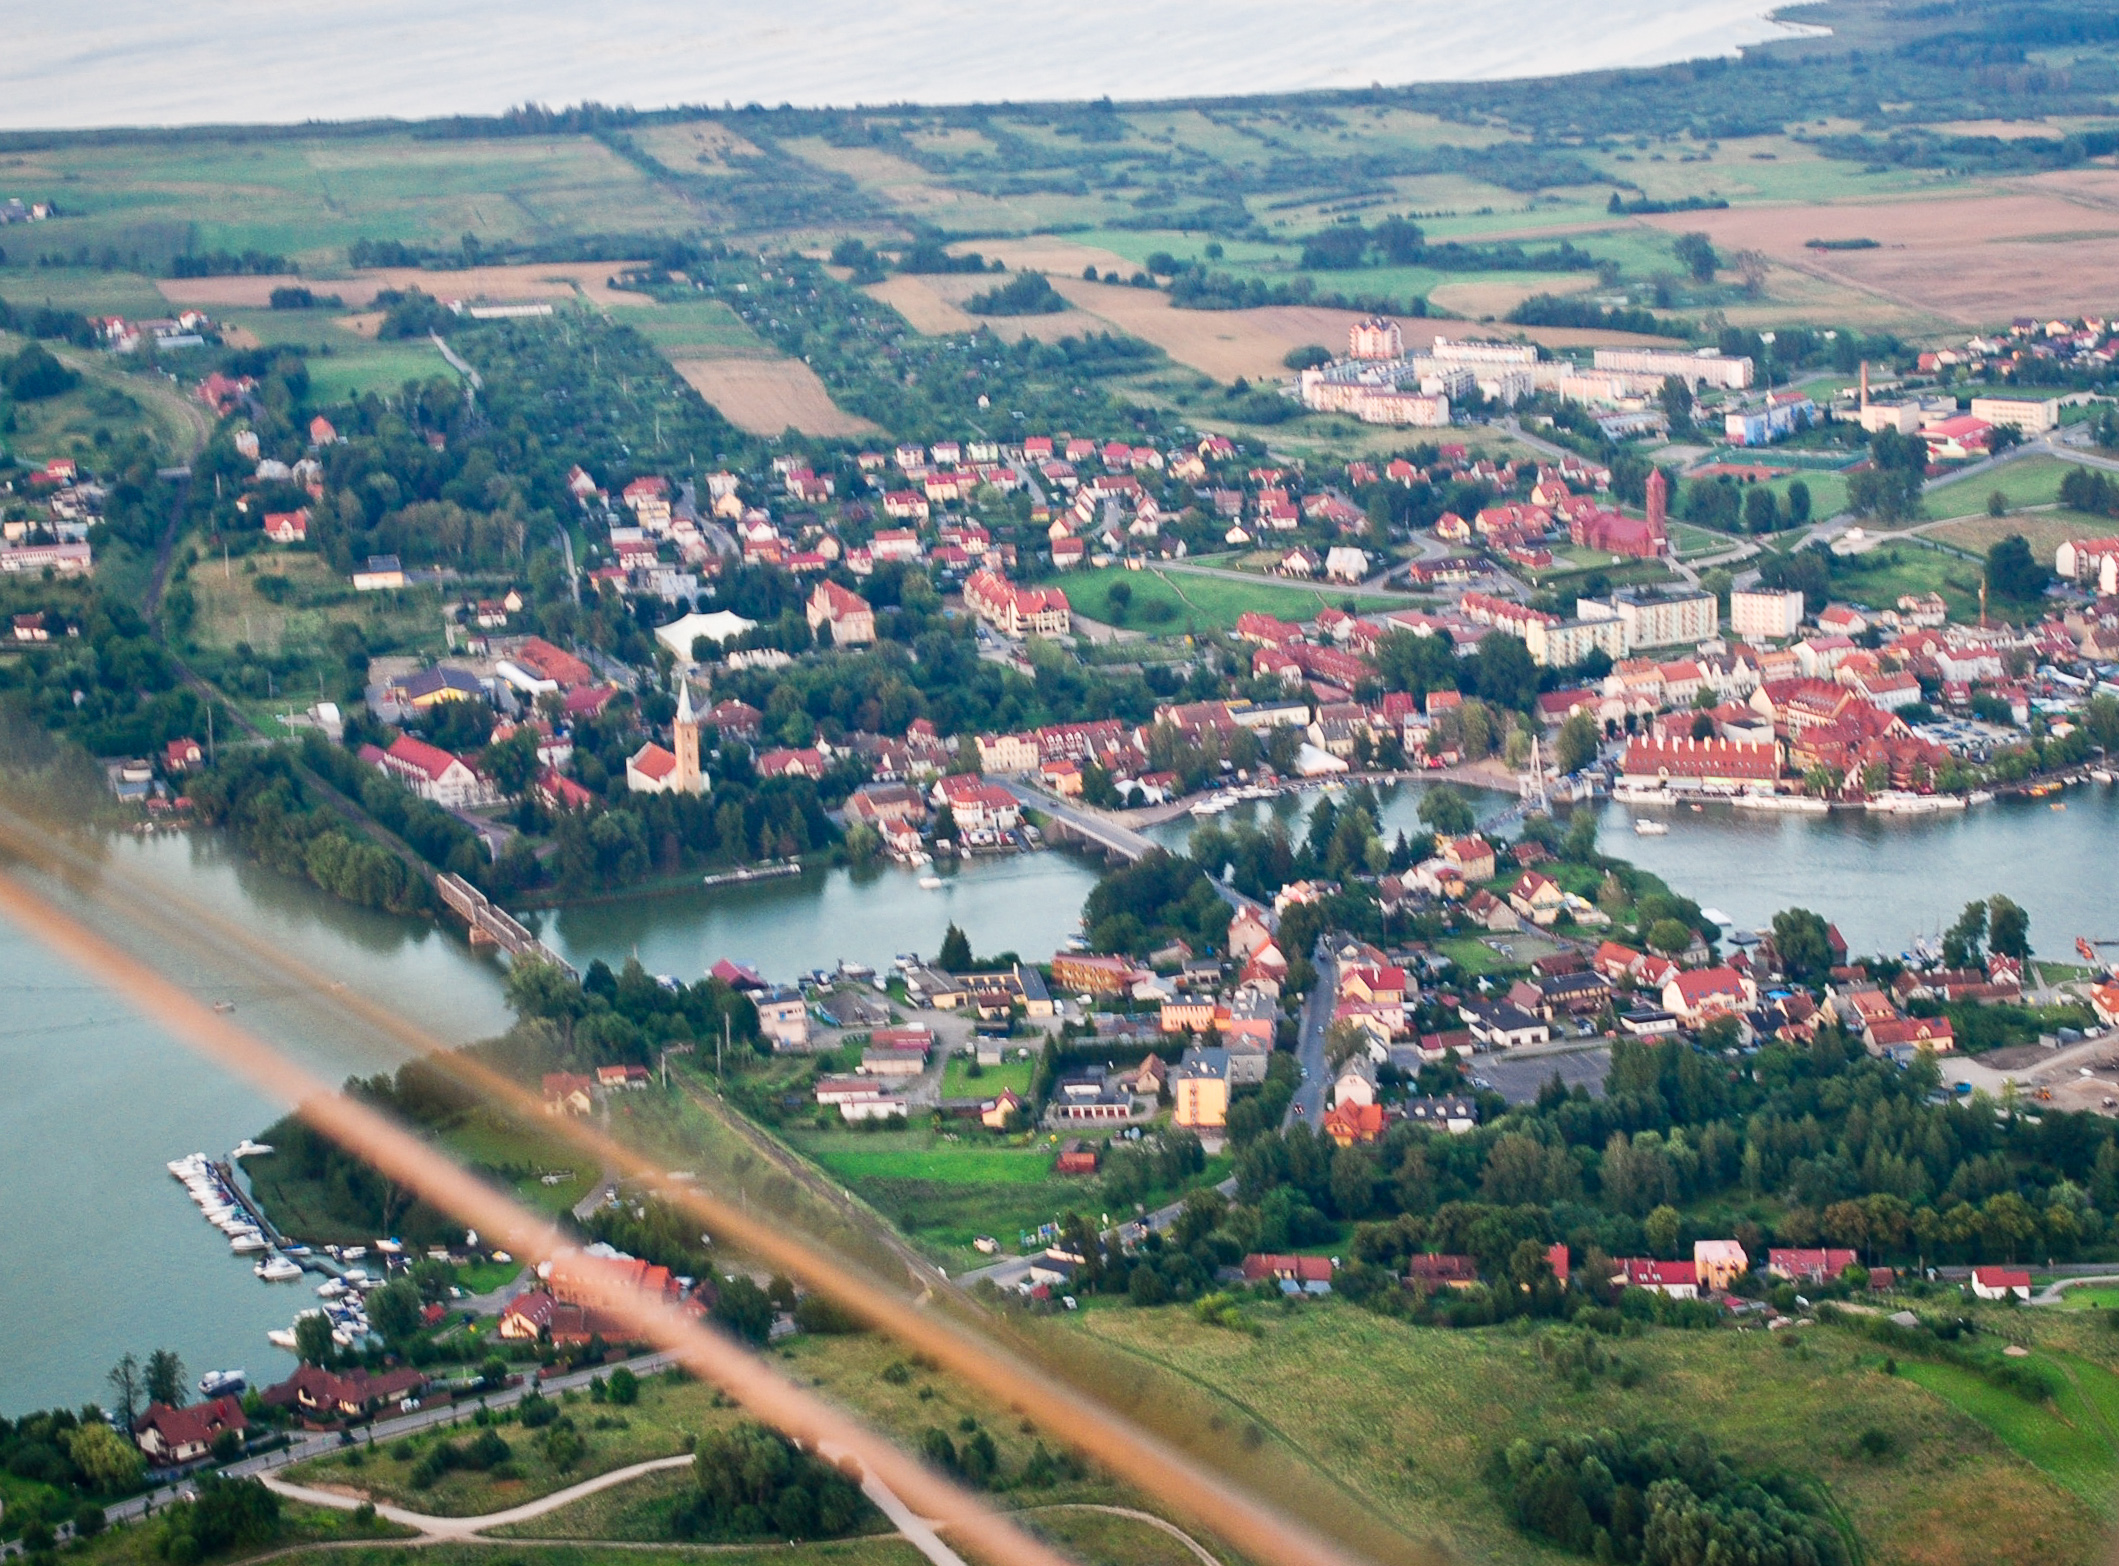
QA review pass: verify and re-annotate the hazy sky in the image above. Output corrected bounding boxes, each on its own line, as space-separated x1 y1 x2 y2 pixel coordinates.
2 0 1822 128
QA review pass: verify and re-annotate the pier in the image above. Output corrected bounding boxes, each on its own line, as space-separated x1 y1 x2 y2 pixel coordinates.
436 873 578 978
701 860 804 890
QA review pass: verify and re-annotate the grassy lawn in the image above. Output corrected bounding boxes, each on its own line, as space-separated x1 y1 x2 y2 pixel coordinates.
0 331 211 466
178 546 451 662
940 1057 1035 1099
1435 934 1529 978
1073 565 1375 633
290 1366 725 1515
2058 1286 2119 1311
782 1126 1220 1264
1831 542 1986 621
1924 453 2079 518
1925 506 2112 561
1070 1300 2109 1566
248 1107 594 1244
440 1115 600 1219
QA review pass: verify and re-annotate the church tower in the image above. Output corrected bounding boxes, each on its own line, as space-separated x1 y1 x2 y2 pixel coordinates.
673 680 707 795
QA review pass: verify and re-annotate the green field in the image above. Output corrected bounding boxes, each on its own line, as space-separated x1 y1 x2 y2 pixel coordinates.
2 134 689 274
1923 453 2080 520
1831 541 1985 620
1071 1300 2111 1566
1898 1358 2119 1508
628 299 776 358
0 330 212 465
1073 565 1398 634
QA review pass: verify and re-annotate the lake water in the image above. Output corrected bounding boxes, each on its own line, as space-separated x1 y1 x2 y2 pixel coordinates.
0 832 1103 1415
4 780 2112 1415
3 1 1823 129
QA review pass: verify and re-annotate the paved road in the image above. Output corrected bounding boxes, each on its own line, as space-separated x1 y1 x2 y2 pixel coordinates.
997 780 1157 861
1285 938 1334 1128
105 1350 678 1526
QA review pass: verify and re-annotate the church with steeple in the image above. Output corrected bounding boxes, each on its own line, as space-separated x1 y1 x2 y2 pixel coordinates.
625 680 709 795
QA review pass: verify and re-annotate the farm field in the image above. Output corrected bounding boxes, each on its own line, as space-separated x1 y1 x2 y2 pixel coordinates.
1071 1300 2114 1566
671 357 880 439
5 134 685 275
863 272 1106 345
160 261 654 312
1639 185 2119 324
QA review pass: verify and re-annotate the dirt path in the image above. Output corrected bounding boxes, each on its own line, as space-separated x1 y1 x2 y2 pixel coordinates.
262 1455 697 1539
1020 1504 1223 1566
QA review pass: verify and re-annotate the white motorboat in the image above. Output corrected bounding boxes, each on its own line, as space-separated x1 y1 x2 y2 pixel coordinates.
198 1369 246 1398
231 1140 274 1159
230 1234 268 1254
2093 769 2115 785
918 875 943 890
265 1328 299 1350
317 1279 348 1299
341 1246 367 1261
1632 819 1669 836
255 1255 302 1282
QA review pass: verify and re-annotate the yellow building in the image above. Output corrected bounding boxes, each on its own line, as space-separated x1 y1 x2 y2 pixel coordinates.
1172 1049 1230 1129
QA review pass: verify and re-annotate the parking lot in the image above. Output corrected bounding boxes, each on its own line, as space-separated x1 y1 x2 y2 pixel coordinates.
1471 1043 1611 1105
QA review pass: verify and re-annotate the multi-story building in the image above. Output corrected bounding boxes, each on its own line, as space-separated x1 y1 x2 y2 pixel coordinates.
1730 588 1805 643
1592 347 1753 390
1576 588 1718 652
1969 395 2060 434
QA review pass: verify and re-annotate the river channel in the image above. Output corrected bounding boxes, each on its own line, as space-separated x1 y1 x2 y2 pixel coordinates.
3 778 2114 1414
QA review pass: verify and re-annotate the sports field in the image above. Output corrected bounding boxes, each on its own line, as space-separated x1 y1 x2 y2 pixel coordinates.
1071 565 1379 633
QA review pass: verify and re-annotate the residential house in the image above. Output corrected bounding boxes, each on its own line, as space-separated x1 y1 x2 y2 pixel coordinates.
1662 967 1757 1025
1971 1267 2032 1301
1767 1248 1859 1284
1614 1259 1698 1299
1242 1254 1334 1293
1322 1101 1389 1145
1332 1055 1379 1109
260 1366 426 1423
542 1072 594 1116
1402 1095 1477 1133
133 1397 247 1464
1507 870 1566 927
1460 1000 1550 1048
1693 1240 1749 1291
755 988 810 1050
1405 1254 1480 1289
